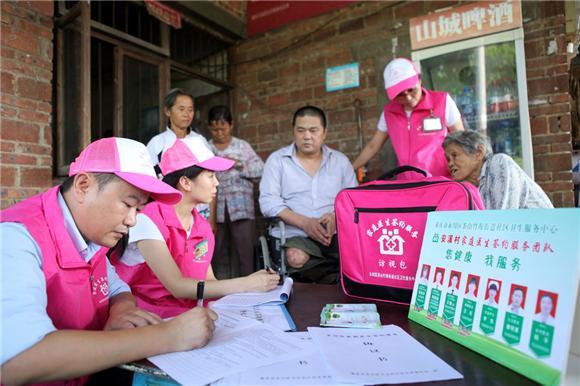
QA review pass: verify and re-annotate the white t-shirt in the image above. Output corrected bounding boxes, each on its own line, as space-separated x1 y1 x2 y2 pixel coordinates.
146 128 210 167
119 213 193 266
377 94 461 133
146 128 211 219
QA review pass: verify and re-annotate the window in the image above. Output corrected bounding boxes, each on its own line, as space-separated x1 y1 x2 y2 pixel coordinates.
413 30 533 176
54 0 233 176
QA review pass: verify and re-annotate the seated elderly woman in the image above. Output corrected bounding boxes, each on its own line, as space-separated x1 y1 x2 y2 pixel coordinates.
442 131 553 209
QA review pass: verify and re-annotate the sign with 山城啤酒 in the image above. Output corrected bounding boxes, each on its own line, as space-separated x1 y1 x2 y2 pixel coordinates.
326 63 360 92
409 0 522 50
408 209 580 386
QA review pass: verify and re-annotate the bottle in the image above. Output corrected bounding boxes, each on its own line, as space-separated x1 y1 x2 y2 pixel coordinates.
488 81 501 114
460 86 474 122
500 81 512 112
500 120 513 155
502 81 518 112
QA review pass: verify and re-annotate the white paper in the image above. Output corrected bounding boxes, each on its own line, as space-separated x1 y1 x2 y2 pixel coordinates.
212 311 263 338
308 325 463 385
149 312 310 386
212 332 361 386
211 304 296 331
212 277 293 307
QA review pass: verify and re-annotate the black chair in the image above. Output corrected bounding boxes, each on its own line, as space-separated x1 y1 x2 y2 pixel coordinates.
255 217 288 278
255 217 341 284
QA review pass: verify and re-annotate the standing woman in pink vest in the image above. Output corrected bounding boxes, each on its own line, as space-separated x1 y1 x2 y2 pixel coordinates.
112 136 279 318
353 58 464 179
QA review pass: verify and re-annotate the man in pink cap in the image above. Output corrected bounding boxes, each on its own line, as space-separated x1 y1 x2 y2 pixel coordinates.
1 137 218 385
353 57 464 179
112 136 279 318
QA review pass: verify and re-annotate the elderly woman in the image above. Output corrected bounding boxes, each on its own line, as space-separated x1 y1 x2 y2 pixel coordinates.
442 131 553 209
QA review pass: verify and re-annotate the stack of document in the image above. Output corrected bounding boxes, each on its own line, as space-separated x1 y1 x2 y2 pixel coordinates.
210 277 296 332
212 332 359 386
149 313 310 386
211 277 293 307
148 279 463 386
212 325 463 386
320 303 381 329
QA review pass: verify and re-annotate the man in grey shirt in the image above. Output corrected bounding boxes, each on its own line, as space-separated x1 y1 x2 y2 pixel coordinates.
259 106 357 283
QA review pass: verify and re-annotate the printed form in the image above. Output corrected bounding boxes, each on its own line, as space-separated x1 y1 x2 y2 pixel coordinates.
210 304 296 331
212 332 362 386
148 312 310 386
212 277 293 307
308 325 463 385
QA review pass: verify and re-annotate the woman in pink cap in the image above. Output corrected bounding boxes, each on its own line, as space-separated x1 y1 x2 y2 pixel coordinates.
353 58 464 179
112 136 279 318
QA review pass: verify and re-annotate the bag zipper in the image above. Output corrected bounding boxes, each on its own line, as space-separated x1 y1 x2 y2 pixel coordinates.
354 206 437 223
345 180 448 191
344 180 476 210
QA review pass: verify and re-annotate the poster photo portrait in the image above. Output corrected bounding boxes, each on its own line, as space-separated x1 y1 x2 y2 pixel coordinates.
508 284 528 315
447 271 461 294
420 264 431 284
485 279 502 307
534 290 558 325
464 274 480 300
433 267 445 289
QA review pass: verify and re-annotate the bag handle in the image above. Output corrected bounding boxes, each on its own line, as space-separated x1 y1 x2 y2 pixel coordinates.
378 165 428 180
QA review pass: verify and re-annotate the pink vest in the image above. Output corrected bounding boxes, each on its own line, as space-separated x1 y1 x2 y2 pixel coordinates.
384 88 450 179
1 186 109 386
112 201 214 318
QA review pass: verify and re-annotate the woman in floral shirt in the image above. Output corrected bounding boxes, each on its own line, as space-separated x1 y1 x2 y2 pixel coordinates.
208 105 264 276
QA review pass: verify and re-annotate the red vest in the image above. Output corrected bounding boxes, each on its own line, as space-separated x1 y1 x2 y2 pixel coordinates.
384 88 450 179
1 186 109 386
112 201 214 318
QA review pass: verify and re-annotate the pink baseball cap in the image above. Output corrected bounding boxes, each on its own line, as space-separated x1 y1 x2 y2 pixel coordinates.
383 58 420 100
159 136 234 176
69 137 182 204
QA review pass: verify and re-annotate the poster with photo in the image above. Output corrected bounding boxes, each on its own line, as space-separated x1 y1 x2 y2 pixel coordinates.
427 267 446 318
408 209 580 386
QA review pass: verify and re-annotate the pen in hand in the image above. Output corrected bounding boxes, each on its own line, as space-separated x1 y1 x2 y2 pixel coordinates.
266 265 283 285
197 281 205 308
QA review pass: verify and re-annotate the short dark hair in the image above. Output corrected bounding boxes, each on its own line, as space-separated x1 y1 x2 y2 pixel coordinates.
208 105 233 125
60 173 121 194
162 165 205 189
292 105 327 128
164 88 194 111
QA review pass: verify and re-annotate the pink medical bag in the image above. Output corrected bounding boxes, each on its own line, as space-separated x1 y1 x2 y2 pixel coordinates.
335 166 484 304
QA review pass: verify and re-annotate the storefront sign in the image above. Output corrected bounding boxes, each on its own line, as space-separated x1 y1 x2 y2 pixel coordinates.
326 63 360 92
145 0 181 29
409 209 580 386
247 1 354 36
410 0 522 50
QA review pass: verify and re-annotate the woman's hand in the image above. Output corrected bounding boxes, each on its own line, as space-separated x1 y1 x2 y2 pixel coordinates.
243 269 280 292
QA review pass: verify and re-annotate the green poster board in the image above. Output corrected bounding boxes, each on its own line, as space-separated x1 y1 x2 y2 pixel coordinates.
408 209 580 386
480 304 498 335
442 293 458 323
415 284 428 309
428 288 442 315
